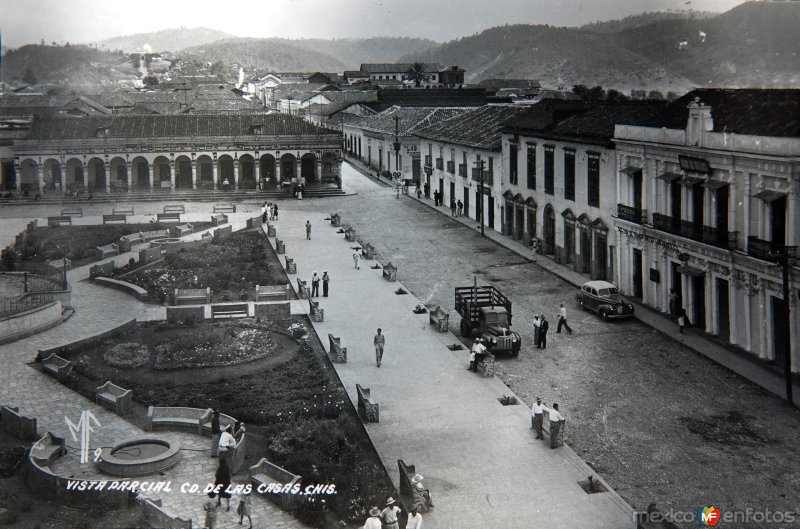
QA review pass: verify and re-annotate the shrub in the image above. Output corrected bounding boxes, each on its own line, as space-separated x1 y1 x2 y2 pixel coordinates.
103 343 150 369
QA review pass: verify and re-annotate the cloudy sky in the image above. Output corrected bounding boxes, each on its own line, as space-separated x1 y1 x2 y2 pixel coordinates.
1 0 750 48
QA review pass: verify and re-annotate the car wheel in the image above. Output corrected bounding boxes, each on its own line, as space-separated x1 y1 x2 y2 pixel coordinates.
577 298 584 310
460 319 470 338
512 349 519 358
600 310 609 322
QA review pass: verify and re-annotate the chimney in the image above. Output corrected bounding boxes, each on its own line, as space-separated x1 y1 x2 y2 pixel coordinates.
686 97 713 147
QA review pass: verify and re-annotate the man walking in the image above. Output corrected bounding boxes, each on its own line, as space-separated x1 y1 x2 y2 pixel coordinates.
374 328 385 368
450 199 456 217
305 220 311 240
311 272 320 297
531 396 545 439
273 204 278 220
457 199 463 217
538 315 549 349
543 403 564 449
533 315 541 348
556 303 572 334
353 250 361 270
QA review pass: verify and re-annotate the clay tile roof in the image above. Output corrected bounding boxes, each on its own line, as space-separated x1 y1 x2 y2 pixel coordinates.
414 104 533 150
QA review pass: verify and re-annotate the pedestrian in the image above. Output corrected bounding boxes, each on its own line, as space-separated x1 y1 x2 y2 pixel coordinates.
322 271 330 297
450 199 456 217
381 497 402 529
218 424 236 463
210 409 221 457
311 272 320 297
406 509 423 529
533 315 541 348
353 250 361 270
261 202 267 224
416 186 422 199
468 338 487 372
538 315 549 349
204 492 218 529
362 507 382 529
215 458 232 511
531 396 545 439
237 490 253 528
234 420 246 441
543 402 564 449
305 220 311 240
223 178 230 191
273 204 279 220
678 308 686 334
457 199 463 217
556 303 572 334
669 289 680 319
424 182 430 199
434 190 439 207
374 328 385 368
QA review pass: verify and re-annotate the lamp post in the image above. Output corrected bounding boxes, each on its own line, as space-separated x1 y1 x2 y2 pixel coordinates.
473 156 486 237
393 115 401 198
769 245 797 405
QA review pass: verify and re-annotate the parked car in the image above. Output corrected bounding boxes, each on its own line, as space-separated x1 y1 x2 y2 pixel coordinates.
576 280 635 321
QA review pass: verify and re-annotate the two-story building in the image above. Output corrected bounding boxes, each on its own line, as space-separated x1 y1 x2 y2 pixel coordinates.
612 89 800 373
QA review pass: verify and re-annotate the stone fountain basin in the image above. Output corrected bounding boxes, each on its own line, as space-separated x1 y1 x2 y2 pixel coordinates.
97 436 181 477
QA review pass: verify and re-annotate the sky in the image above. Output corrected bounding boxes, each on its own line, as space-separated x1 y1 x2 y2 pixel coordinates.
0 0 751 48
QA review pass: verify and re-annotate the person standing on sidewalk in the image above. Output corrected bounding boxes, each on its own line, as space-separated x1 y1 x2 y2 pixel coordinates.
538 315 549 348
374 328 385 368
457 199 463 217
531 396 545 439
556 304 572 334
381 497 402 529
533 315 541 348
210 409 221 457
669 289 680 319
273 203 279 220
311 272 320 297
450 199 456 217
322 271 330 297
305 220 312 240
678 308 687 334
353 250 361 270
543 403 564 449
363 507 382 529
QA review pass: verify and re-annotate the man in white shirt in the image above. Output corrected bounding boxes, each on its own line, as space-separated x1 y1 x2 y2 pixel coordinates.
556 304 572 334
531 396 546 439
543 403 564 449
218 425 236 461
533 315 541 347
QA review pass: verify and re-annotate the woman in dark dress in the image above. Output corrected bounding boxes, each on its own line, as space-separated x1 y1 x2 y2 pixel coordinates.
215 459 232 511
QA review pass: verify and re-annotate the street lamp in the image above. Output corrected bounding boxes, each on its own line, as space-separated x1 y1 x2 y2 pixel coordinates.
473 156 486 237
768 245 797 405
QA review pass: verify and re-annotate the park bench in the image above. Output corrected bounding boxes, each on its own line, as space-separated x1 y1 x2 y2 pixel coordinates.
211 303 249 320
361 243 375 260
113 207 134 215
61 207 83 217
118 232 144 252
1 406 38 441
382 262 398 282
249 458 302 512
476 353 496 378
95 243 119 261
198 409 237 437
41 353 72 382
141 229 170 241
89 260 115 278
356 384 379 423
296 278 310 299
266 223 277 237
170 223 193 237
174 288 211 306
275 239 285 254
327 333 347 363
157 212 181 222
309 298 324 322
102 213 127 224
95 381 133 415
255 284 288 302
213 225 232 239
211 213 228 226
213 204 236 213
344 226 356 242
140 498 192 529
93 277 148 300
284 256 296 274
30 432 65 467
398 459 433 512
429 306 449 332
163 204 185 214
146 406 232 434
330 213 340 227
47 216 71 226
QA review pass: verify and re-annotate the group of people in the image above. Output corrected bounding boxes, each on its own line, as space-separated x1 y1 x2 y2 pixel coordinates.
261 202 278 223
532 303 574 348
361 486 431 529
206 410 252 528
310 271 330 297
449 199 464 217
432 189 443 207
530 396 565 449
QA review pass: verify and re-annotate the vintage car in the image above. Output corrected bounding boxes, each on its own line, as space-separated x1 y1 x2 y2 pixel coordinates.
576 280 635 321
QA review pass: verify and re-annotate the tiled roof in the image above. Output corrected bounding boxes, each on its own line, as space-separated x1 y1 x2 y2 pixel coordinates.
414 104 532 150
348 106 471 137
360 63 445 73
639 89 800 138
478 79 541 90
25 113 331 141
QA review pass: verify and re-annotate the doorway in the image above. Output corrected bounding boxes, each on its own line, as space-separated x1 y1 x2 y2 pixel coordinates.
463 187 469 217
691 275 706 331
772 296 788 368
716 278 729 341
632 248 643 299
488 196 495 229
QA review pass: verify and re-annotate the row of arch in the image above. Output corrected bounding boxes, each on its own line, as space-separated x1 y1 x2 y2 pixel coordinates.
13 152 338 192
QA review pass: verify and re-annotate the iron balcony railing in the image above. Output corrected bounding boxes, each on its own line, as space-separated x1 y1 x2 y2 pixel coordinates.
747 236 778 261
0 292 57 318
652 213 739 250
616 204 647 225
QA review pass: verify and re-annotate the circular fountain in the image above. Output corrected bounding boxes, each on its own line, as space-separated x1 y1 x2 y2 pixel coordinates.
97 436 181 477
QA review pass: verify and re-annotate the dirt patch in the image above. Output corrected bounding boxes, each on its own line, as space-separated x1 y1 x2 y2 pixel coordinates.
680 411 768 447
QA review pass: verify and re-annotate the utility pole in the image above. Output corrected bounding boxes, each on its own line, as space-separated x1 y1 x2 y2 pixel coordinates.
473 156 486 237
770 245 797 405
393 115 401 198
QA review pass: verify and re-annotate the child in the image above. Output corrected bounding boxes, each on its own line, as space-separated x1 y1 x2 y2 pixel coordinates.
204 492 218 529
237 490 252 528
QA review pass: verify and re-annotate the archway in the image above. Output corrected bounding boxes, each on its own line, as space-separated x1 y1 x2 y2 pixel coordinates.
218 155 234 190
43 158 62 192
131 156 150 190
87 157 106 192
280 154 296 183
543 205 556 256
153 156 171 190
109 157 128 192
259 154 276 189
197 155 214 190
300 153 317 183
19 159 39 193
238 154 256 190
65 158 84 193
175 155 193 189
562 208 575 265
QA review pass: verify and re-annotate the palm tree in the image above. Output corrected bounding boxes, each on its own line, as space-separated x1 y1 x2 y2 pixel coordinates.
403 62 433 88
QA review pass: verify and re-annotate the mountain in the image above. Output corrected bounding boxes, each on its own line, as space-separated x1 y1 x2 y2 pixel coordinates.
274 37 438 69
579 10 716 34
180 38 348 73
0 44 135 85
95 27 234 53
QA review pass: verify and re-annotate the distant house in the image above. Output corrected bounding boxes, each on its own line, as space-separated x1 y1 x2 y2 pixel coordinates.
358 63 465 88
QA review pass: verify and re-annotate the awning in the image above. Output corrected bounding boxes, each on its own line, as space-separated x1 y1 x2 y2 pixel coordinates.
681 176 704 187
753 189 787 203
657 172 683 183
677 265 705 277
702 179 729 190
620 166 641 176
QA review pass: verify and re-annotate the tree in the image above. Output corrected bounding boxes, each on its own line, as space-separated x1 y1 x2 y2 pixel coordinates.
21 67 37 86
142 76 159 87
403 62 432 88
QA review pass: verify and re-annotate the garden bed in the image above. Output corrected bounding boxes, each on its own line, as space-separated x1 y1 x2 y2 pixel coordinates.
122 230 290 304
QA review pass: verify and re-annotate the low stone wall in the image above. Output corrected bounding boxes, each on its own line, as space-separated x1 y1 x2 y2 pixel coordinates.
166 305 206 323
254 301 290 318
38 319 136 359
0 301 63 346
92 277 148 301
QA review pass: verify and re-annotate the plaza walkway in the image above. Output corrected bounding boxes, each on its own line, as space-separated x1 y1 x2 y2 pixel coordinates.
271 208 636 529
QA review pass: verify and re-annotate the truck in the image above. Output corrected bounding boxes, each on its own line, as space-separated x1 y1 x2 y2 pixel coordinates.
454 285 521 356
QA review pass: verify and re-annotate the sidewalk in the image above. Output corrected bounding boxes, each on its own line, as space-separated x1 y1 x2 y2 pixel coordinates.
271 208 636 529
408 191 800 407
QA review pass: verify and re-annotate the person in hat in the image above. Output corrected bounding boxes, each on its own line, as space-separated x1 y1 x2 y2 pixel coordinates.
362 507 382 529
218 424 236 462
374 328 385 368
411 474 434 509
531 396 545 439
538 315 549 349
406 508 423 529
543 402 564 449
305 220 312 240
381 497 402 529
311 272 320 297
322 271 330 297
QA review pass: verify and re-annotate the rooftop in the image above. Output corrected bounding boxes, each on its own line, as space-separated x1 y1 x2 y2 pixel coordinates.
346 106 471 137
414 104 532 150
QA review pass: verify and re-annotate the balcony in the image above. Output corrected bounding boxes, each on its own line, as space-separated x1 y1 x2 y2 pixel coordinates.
616 204 647 225
458 164 466 177
652 213 739 250
470 168 494 185
446 161 455 173
747 236 780 261
435 158 443 170
424 155 432 167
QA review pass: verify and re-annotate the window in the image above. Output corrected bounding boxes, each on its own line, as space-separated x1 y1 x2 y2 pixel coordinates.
526 144 536 189
587 153 600 207
564 149 575 201
544 146 554 195
509 142 518 185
